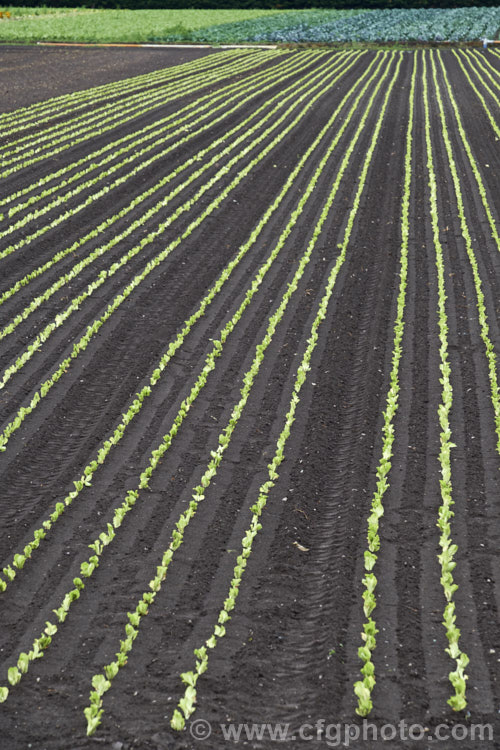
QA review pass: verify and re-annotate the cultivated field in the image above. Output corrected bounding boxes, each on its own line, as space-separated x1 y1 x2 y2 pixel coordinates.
0 7 290 44
0 6 498 43
0 47 499 749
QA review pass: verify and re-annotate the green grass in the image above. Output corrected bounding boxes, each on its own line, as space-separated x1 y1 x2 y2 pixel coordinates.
0 8 287 44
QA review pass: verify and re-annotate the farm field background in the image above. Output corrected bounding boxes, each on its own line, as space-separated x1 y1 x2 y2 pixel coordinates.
0 7 293 44
0 44 499 749
0 6 499 43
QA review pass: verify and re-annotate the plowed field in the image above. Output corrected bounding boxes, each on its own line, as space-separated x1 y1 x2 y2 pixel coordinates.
0 46 499 750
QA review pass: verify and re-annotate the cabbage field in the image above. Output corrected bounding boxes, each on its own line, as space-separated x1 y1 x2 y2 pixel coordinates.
154 7 500 44
0 45 499 749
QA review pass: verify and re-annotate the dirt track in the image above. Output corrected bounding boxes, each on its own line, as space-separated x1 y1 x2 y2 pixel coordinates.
0 46 499 750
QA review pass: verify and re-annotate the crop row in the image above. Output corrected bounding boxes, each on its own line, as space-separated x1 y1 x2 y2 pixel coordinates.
84 53 403 736
0 50 322 322
0 48 371 593
0 52 396 710
422 51 469 711
170 49 405 732
0 52 316 261
353 52 417 719
0 52 282 218
461 48 500 92
452 50 500 141
434 51 500 456
0 50 275 178
353 47 500 718
0 48 373 585
1 49 498 736
0 51 358 452
0 50 249 137
0 51 305 232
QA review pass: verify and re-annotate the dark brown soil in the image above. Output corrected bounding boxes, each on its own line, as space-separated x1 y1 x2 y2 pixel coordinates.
0 44 218 112
0 46 499 750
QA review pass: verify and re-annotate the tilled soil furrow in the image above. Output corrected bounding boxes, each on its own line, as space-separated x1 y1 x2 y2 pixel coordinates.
391 63 435 724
